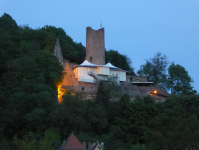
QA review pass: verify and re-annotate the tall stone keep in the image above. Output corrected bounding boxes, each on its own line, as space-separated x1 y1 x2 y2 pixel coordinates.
86 27 105 65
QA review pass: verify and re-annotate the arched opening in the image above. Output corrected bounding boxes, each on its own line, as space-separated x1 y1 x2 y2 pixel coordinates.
90 56 92 61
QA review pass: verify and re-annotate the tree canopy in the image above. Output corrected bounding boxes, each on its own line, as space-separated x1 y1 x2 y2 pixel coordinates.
105 49 135 75
167 62 193 94
0 13 64 148
137 52 194 93
137 51 169 89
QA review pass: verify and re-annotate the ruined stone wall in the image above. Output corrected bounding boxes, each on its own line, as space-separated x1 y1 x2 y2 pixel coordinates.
62 85 97 93
62 61 79 86
54 39 64 65
126 75 147 83
86 27 105 65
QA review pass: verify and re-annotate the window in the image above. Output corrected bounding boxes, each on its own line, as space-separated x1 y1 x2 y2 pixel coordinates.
90 56 92 61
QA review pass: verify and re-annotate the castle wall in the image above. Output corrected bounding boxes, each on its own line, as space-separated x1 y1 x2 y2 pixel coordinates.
61 61 148 97
62 61 79 86
62 61 98 88
86 27 105 65
126 75 147 83
54 39 64 65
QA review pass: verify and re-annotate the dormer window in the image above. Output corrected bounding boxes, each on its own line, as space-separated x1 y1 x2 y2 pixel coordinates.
90 56 92 61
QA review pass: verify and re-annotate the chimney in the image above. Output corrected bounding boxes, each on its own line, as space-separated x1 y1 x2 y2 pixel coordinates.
88 142 92 150
82 142 86 150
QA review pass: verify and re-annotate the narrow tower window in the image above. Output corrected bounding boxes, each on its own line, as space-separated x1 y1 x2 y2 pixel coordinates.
90 56 92 61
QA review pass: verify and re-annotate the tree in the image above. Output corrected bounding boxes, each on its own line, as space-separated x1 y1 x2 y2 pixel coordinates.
162 92 199 118
13 129 61 150
58 92 87 134
137 52 169 90
0 13 18 30
167 62 193 94
39 25 86 64
115 95 157 147
144 106 199 150
0 48 64 143
95 81 111 108
105 50 135 75
86 103 108 134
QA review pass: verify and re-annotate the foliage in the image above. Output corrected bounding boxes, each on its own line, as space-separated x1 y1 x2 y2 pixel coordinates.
137 52 195 94
130 143 147 150
144 106 199 150
160 93 199 118
76 132 98 143
137 51 169 90
167 62 193 94
48 91 88 138
0 13 64 148
105 49 135 75
39 25 86 64
115 95 157 147
95 81 111 108
12 129 61 150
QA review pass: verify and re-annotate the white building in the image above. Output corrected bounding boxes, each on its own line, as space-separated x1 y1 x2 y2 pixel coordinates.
73 60 127 83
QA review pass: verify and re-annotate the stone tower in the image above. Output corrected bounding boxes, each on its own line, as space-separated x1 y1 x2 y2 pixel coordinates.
86 27 105 65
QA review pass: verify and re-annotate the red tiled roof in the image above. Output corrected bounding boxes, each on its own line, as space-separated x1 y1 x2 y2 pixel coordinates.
59 134 83 150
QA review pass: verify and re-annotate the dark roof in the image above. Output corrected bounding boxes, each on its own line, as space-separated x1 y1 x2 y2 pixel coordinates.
58 134 83 150
109 67 127 72
92 142 102 150
132 82 153 86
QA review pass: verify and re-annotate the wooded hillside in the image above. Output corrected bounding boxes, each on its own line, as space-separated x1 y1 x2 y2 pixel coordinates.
0 13 199 150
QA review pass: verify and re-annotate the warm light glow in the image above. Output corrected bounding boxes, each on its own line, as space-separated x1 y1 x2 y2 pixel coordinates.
57 84 64 103
154 90 157 94
8 66 10 67
57 84 76 103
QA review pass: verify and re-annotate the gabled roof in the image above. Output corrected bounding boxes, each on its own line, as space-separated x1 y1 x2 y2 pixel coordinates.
74 60 127 72
79 60 98 66
104 62 127 72
58 133 83 150
104 62 117 68
92 142 102 150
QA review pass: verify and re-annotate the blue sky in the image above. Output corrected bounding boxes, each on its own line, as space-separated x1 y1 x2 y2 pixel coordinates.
1 0 199 91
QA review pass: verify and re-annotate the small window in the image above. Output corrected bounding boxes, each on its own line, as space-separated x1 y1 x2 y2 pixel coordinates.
90 56 92 61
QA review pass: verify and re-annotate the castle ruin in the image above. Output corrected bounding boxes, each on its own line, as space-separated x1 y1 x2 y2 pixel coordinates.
55 27 169 102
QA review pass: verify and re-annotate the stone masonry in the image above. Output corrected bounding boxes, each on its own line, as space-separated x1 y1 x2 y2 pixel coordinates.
54 39 64 65
86 27 105 65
